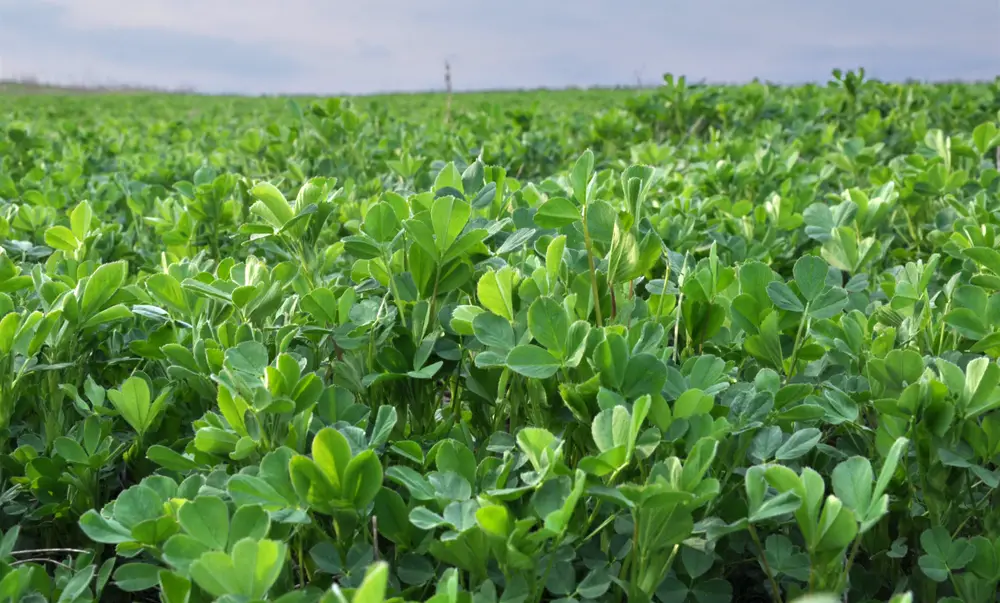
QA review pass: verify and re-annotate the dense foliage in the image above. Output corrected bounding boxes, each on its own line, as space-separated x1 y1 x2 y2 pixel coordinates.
1 70 1000 603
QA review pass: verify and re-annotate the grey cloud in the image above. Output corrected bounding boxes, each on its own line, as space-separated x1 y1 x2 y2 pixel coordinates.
354 41 392 61
1 0 305 91
779 44 1000 83
1 0 997 95
73 28 303 79
0 0 62 29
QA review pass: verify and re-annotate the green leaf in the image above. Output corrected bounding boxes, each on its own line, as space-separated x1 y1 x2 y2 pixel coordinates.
973 122 1000 155
814 497 858 552
44 225 80 252
113 485 164 530
70 200 94 241
477 267 516 321
178 496 229 550
386 466 436 501
228 505 270 548
163 535 210 572
83 303 133 328
793 256 829 302
592 406 630 454
147 445 202 471
250 182 295 227
749 490 802 523
234 537 287 598
766 281 804 312
362 202 401 243
570 149 595 204
506 345 561 378
534 197 580 228
473 312 515 351
918 554 949 582
964 247 1000 277
368 405 397 449
158 571 192 603
476 504 510 538
809 287 848 319
674 389 714 418
353 561 389 603
228 475 291 509
545 235 566 285
57 565 95 603
54 436 89 464
409 506 448 530
623 354 667 399
113 563 162 592
313 426 353 493
146 273 190 315
431 195 471 254
964 357 1000 416
607 222 639 285
775 428 821 461
188 552 236 598
79 510 133 543
681 437 719 491
873 437 908 503
636 493 693 553
106 376 169 437
435 162 464 193
831 457 873 517
528 296 569 357
594 333 628 390
374 488 412 547
81 261 128 319
343 449 384 510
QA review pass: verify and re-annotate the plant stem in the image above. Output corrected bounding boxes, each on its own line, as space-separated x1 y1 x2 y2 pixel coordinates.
297 533 306 587
655 260 672 323
787 304 811 378
610 285 618 322
581 203 604 328
839 535 863 597
428 262 442 326
383 249 406 322
535 534 564 603
672 290 684 363
749 524 783 603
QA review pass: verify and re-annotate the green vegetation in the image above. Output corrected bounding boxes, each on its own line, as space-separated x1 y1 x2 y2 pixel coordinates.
0 69 999 603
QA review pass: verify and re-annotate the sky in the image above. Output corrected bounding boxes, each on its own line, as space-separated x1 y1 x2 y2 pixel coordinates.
1 0 998 95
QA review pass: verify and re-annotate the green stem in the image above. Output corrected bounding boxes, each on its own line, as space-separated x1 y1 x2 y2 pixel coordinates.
936 297 951 355
383 249 406 322
583 511 617 543
535 535 564 603
903 208 918 248
297 534 306 587
581 203 604 328
428 262 443 327
749 524 783 603
672 289 685 363
838 535 863 597
610 285 618 322
655 260 672 323
787 304 811 378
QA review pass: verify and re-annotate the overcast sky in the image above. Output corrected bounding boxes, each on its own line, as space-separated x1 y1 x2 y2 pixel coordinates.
1 0 998 95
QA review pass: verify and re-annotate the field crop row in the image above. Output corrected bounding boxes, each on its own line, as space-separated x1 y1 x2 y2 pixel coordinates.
0 71 999 603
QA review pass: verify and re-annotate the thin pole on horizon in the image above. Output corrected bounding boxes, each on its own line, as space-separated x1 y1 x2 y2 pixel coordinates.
444 60 453 125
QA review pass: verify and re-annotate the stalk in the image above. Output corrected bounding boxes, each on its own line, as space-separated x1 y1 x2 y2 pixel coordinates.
838 535 863 598
749 524 783 603
427 262 443 327
787 304 811 378
534 534 564 603
581 203 604 328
